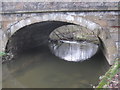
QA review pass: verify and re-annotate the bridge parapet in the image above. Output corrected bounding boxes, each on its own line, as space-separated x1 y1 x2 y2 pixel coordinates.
1 2 119 13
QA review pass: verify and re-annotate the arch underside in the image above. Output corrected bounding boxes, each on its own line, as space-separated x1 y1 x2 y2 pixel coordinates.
2 13 117 65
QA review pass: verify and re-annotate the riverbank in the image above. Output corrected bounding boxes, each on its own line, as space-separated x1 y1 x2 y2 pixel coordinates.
107 70 120 88
97 58 120 89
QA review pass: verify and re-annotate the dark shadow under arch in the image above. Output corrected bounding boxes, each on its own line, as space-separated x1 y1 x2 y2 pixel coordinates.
5 21 74 57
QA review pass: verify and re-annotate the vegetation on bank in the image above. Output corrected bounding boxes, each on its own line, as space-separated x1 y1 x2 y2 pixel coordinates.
0 52 6 56
96 58 120 88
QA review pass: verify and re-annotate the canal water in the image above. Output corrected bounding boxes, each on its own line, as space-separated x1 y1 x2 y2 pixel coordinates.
49 40 99 62
2 41 110 88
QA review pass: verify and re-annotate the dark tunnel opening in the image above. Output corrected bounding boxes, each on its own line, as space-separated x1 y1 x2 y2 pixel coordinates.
5 21 73 60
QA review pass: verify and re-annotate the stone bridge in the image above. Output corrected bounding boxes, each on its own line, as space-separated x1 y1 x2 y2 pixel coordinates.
0 2 119 65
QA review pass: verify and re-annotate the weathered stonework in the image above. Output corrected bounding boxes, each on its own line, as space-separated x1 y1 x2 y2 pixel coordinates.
1 2 119 13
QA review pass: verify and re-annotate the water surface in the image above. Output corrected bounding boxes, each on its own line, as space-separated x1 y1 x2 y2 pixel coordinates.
2 43 109 88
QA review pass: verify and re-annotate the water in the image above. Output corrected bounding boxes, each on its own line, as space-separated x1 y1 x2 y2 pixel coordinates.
49 40 99 62
2 42 110 88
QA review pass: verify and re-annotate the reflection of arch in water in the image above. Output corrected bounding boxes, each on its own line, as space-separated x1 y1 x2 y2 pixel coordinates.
49 25 100 62
49 40 99 62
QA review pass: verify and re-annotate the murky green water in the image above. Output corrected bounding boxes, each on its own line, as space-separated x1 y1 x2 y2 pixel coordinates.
2 44 110 88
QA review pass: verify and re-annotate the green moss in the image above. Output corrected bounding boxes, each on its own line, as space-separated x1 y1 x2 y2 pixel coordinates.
96 58 120 88
0 52 6 56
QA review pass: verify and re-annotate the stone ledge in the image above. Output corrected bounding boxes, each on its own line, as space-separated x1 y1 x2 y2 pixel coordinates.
1 2 119 13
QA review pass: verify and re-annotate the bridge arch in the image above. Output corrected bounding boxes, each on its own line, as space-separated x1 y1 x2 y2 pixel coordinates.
2 13 117 65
